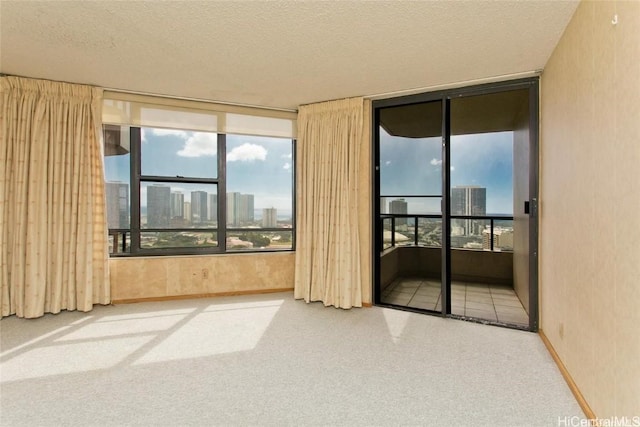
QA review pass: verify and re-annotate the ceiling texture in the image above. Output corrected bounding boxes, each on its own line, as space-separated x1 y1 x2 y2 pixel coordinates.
0 1 579 111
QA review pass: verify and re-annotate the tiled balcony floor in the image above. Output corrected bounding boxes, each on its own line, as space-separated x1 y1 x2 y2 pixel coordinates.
380 277 529 326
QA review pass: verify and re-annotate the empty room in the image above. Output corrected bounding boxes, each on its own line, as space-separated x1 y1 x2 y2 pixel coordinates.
1 1 638 425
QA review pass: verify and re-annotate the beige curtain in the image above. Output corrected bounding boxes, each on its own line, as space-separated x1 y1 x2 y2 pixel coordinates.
0 76 110 318
294 97 368 309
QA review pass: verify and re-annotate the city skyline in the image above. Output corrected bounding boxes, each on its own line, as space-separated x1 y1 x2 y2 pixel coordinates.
106 181 288 230
104 128 294 214
106 126 514 227
380 128 514 214
384 186 514 251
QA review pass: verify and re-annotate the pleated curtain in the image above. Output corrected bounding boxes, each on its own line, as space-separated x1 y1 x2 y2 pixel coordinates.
0 76 110 318
294 97 366 309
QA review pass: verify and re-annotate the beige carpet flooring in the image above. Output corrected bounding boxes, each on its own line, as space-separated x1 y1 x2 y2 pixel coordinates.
0 292 582 426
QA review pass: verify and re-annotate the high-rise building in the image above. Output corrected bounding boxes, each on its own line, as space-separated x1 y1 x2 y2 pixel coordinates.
482 227 514 251
227 192 255 226
380 197 387 214
190 191 208 224
239 194 254 224
262 207 277 227
183 201 191 222
390 198 408 225
106 182 129 229
227 192 239 226
207 193 217 223
451 185 486 235
170 191 184 219
147 185 171 228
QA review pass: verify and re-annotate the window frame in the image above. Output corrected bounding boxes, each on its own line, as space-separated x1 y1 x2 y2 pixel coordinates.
105 125 296 256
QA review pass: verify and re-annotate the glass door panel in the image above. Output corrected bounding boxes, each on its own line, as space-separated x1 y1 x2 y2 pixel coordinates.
377 101 443 312
449 90 530 326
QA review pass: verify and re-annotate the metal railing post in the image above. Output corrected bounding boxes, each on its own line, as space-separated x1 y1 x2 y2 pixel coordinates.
490 219 494 252
391 217 396 247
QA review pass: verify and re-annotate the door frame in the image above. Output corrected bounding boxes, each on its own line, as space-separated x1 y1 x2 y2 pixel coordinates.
372 77 539 331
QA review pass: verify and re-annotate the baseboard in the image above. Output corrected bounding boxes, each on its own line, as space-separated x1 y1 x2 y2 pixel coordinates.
539 329 596 420
112 288 294 304
362 302 373 307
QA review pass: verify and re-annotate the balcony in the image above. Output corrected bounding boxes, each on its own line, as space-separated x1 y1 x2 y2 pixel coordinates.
380 213 515 285
379 214 528 326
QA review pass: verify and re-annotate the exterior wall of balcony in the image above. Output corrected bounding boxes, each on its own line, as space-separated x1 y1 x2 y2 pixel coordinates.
381 246 513 289
512 102 531 313
540 0 640 418
380 247 401 292
451 249 513 285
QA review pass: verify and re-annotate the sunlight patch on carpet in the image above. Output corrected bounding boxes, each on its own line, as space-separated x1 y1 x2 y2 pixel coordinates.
133 300 284 364
0 336 155 382
382 308 412 342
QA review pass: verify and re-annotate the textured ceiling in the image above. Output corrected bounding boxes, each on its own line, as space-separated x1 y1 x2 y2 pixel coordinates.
0 1 578 110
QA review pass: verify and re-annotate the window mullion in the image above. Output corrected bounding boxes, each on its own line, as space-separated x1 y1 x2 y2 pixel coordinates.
130 127 142 253
139 176 219 185
291 138 297 250
218 133 227 252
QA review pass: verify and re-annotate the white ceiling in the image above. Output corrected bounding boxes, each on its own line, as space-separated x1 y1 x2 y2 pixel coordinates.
0 1 578 110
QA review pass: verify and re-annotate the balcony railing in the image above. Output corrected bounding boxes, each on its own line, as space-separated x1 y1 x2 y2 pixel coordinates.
108 229 130 254
381 214 514 252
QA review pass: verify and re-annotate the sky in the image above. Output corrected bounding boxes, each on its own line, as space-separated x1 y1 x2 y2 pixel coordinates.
105 126 515 217
104 128 294 214
380 128 515 214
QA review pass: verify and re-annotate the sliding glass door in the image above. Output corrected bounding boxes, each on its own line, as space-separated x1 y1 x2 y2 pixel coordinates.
374 79 539 331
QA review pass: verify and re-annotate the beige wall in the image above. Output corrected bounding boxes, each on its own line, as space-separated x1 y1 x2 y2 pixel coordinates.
110 252 295 301
540 0 639 418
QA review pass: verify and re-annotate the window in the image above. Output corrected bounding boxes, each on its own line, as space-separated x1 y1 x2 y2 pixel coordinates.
102 96 296 256
226 135 294 251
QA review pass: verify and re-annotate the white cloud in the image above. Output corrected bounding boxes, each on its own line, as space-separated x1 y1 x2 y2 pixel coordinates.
227 143 267 162
177 133 217 157
385 160 391 165
430 158 442 166
450 166 456 171
153 129 188 138
281 153 292 159
283 162 291 170
141 128 147 143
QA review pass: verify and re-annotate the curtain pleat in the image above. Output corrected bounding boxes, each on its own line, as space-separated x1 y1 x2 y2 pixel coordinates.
0 76 110 318
294 97 365 309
